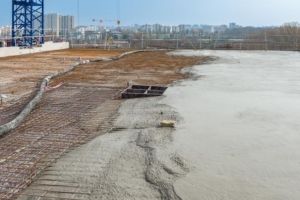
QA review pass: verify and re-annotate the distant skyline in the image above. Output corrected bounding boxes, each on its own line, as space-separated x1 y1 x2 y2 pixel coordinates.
1 0 299 27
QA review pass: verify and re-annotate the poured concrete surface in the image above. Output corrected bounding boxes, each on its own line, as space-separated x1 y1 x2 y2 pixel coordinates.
10 50 300 199
165 50 300 199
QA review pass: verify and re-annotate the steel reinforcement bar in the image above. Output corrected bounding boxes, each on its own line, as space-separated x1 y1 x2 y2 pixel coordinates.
0 50 156 199
0 50 145 136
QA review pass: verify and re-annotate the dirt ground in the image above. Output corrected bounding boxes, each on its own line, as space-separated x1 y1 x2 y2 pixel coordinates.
0 50 206 127
50 51 206 88
0 49 208 199
0 49 128 100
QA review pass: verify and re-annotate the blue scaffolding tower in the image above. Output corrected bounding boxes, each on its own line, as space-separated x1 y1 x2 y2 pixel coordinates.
12 0 44 46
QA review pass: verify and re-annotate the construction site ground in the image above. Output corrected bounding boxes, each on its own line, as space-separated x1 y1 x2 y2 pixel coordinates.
0 49 208 199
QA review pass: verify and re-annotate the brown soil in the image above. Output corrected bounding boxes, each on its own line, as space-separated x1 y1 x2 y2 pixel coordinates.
50 51 205 88
0 49 128 97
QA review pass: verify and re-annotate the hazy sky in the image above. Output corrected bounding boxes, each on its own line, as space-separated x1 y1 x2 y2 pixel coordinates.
1 0 299 27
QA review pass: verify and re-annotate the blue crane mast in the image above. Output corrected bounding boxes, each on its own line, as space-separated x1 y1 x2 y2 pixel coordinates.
12 0 44 46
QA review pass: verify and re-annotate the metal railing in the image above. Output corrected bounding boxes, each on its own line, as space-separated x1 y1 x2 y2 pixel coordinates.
1 29 300 51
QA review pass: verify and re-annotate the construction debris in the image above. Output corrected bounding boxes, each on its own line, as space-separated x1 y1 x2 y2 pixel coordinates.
121 85 168 99
160 120 175 127
41 81 64 91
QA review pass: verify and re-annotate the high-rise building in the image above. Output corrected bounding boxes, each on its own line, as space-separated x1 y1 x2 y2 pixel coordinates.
134 24 140 29
45 13 60 36
178 24 186 33
229 23 237 29
161 26 171 34
140 24 152 33
44 13 75 37
203 25 214 33
186 24 192 30
152 24 162 33
0 26 12 38
171 26 180 33
60 15 75 35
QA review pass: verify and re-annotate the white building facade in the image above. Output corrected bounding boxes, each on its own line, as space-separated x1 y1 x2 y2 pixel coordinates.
45 13 60 36
45 13 75 37
0 26 12 38
60 15 75 35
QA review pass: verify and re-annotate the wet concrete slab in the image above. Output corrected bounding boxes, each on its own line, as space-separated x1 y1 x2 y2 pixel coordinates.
166 50 300 200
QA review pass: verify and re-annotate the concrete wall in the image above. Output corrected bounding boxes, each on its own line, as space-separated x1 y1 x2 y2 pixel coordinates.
0 42 69 58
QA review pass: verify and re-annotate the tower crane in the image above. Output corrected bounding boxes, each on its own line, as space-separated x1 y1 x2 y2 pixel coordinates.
92 19 116 48
11 0 120 47
12 0 44 46
92 19 117 30
93 0 121 48
93 0 121 27
116 0 121 26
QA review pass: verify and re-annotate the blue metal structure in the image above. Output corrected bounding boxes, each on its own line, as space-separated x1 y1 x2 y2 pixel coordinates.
12 0 44 46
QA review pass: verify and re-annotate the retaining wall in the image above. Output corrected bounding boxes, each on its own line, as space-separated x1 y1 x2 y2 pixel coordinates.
0 42 69 58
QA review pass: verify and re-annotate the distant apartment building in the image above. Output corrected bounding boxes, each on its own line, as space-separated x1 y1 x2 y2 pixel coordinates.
229 23 237 29
161 26 171 34
203 25 214 33
134 24 141 29
152 24 162 33
214 24 228 32
45 13 75 37
0 26 12 38
85 26 97 31
178 24 186 33
45 13 60 36
75 26 98 36
60 15 75 35
186 24 192 30
220 24 228 29
172 26 180 33
140 24 152 33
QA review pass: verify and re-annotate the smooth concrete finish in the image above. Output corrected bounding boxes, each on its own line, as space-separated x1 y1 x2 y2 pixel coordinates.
165 50 300 200
0 42 69 58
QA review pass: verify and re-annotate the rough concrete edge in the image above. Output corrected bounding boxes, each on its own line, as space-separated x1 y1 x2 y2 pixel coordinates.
0 49 158 136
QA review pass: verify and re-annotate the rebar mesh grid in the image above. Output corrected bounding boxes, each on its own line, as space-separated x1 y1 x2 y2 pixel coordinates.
0 86 121 199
